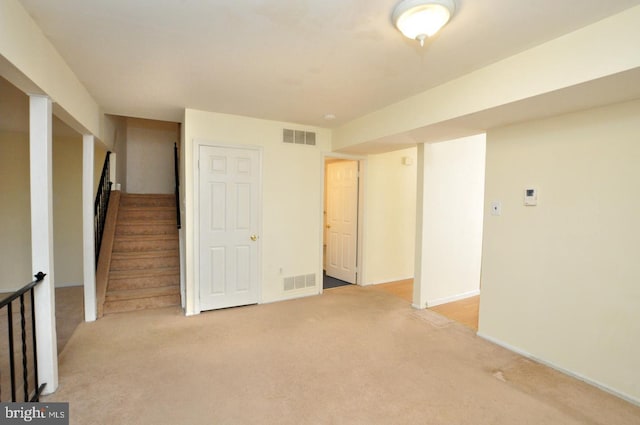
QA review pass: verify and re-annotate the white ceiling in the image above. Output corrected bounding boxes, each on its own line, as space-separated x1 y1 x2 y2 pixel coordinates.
14 0 640 130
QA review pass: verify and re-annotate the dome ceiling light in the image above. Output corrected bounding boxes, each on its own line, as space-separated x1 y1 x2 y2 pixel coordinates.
392 0 456 46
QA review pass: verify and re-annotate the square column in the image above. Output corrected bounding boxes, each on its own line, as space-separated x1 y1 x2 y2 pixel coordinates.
29 94 58 394
83 134 97 321
413 142 428 309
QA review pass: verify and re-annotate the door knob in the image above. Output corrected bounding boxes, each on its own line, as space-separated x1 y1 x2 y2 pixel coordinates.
326 225 331 229
250 234 259 241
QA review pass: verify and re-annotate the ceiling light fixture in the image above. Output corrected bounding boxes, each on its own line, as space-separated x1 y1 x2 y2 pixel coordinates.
392 0 455 46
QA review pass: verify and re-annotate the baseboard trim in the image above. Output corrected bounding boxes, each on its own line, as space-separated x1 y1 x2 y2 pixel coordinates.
54 282 83 288
363 276 414 286
477 332 640 407
426 289 480 307
264 291 318 304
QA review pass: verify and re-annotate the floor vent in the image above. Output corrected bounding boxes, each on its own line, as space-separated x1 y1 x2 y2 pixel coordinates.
284 273 316 291
283 129 316 146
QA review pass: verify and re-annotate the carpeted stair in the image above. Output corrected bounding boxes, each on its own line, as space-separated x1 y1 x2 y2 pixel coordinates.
104 194 180 314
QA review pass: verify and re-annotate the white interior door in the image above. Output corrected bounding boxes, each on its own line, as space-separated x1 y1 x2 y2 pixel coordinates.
325 160 358 283
199 145 260 311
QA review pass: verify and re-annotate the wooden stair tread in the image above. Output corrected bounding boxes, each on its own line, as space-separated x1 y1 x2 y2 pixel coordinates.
111 249 178 258
119 204 174 209
121 195 174 201
103 294 180 315
114 225 177 236
108 267 179 279
121 194 174 197
110 263 179 273
105 285 179 302
117 219 176 225
119 213 174 218
107 273 179 291
109 264 179 274
119 211 175 217
118 208 175 217
120 195 175 208
122 203 176 211
113 238 178 250
114 234 178 241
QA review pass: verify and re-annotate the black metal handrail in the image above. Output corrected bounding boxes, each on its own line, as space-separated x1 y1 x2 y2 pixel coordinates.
0 272 47 402
174 143 181 230
94 151 112 265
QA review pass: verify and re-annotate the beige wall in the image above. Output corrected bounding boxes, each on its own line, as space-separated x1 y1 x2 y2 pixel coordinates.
94 141 107 193
479 99 640 403
110 115 128 192
183 109 331 314
0 131 88 290
53 135 83 286
0 132 31 290
415 135 486 307
362 147 417 285
126 118 179 194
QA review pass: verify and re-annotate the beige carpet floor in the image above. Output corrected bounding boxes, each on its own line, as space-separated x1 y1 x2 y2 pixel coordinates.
44 285 639 425
54 286 85 354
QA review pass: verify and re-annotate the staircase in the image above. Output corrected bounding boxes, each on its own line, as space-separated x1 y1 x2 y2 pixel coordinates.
104 194 180 314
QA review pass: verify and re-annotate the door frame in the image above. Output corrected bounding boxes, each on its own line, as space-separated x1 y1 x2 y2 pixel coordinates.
193 140 263 314
320 153 366 293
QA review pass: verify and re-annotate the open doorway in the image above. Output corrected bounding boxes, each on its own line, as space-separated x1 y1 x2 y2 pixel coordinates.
322 157 361 290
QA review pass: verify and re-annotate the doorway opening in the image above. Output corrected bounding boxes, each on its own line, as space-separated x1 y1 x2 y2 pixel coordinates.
322 157 362 290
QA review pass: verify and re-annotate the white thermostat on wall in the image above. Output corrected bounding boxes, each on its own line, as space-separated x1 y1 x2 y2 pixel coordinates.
524 188 538 206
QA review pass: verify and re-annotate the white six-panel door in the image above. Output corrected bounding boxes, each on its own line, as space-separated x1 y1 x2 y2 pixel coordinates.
325 160 358 283
199 145 260 311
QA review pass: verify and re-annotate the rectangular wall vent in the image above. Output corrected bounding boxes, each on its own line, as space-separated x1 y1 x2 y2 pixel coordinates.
305 132 316 145
284 276 295 291
305 273 315 287
283 129 294 144
283 273 316 291
283 129 316 146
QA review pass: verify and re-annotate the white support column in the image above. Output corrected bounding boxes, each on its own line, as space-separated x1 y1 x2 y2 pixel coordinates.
29 95 58 394
412 143 428 310
83 135 97 322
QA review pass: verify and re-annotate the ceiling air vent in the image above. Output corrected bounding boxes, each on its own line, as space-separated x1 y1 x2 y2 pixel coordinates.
283 128 316 146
